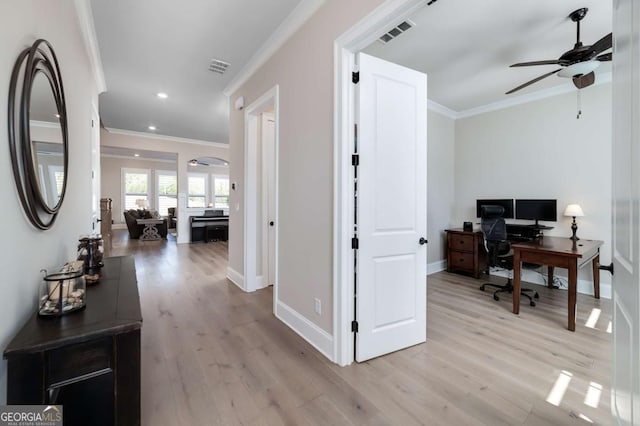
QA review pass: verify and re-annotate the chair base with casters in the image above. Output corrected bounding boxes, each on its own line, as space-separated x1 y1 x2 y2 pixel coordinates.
480 277 539 306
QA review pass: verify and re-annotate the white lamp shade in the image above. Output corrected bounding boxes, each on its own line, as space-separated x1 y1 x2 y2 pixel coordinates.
558 61 600 78
564 204 584 217
135 198 148 208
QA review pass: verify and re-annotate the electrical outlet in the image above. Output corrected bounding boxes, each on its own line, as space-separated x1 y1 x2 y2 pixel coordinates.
314 298 321 315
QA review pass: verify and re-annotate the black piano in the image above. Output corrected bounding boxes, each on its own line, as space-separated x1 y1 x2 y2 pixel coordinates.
190 210 229 242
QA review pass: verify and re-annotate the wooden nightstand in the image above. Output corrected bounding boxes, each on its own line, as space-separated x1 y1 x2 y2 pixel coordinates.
445 228 487 279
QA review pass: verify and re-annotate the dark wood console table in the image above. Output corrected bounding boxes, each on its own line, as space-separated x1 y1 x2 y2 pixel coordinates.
3 256 142 425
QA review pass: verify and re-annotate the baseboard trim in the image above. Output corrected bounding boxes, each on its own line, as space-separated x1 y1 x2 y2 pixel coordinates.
226 267 246 292
489 268 612 299
427 260 447 275
275 300 334 362
255 275 269 290
112 223 126 230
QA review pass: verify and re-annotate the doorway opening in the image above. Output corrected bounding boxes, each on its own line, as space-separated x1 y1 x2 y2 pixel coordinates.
333 0 428 366
244 85 279 304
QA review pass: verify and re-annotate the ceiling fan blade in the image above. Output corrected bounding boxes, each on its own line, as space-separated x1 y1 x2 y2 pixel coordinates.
596 52 612 61
573 71 595 89
506 69 562 94
510 60 562 67
590 32 612 56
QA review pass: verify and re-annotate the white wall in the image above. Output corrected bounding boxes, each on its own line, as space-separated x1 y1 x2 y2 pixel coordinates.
100 129 229 243
454 83 612 286
0 0 99 403
427 109 456 269
228 0 386 337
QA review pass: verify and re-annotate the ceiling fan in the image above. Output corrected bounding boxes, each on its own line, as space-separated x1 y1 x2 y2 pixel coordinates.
506 8 612 95
188 156 228 167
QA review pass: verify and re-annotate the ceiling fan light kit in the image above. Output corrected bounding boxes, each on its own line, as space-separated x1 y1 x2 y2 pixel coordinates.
506 7 612 96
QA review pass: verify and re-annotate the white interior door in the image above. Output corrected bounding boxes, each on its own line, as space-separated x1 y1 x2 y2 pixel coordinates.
355 52 427 362
612 0 640 424
262 113 276 286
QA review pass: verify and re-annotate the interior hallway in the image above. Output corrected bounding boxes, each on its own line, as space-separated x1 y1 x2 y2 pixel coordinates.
110 230 612 425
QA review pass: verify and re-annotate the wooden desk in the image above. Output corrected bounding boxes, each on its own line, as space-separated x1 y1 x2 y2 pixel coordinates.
512 237 603 331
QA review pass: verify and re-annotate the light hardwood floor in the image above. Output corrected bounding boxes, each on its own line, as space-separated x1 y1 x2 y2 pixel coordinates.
110 230 612 425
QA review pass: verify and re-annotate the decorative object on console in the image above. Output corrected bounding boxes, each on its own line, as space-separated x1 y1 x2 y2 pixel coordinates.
463 221 473 232
564 204 584 241
8 39 68 230
38 261 86 316
77 235 104 284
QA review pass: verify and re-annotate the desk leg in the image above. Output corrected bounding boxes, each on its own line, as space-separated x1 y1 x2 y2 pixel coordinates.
513 249 521 315
547 266 555 288
592 253 600 299
568 261 577 332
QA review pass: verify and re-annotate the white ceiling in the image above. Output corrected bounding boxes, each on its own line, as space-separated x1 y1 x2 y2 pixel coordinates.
91 1 612 143
363 0 612 113
90 0 303 143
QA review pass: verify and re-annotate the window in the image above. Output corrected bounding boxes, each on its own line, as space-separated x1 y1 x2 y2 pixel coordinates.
212 175 229 209
123 168 150 210
156 171 177 216
187 173 207 208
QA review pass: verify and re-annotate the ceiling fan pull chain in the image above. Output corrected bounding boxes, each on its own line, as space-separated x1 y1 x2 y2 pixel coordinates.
576 90 582 119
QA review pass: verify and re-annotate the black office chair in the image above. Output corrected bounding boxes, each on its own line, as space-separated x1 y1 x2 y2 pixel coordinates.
479 205 538 306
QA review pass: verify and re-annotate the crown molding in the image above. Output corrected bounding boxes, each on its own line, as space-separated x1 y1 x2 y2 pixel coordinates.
427 99 457 120
101 153 177 164
72 0 107 93
104 127 229 149
223 0 325 97
454 72 612 119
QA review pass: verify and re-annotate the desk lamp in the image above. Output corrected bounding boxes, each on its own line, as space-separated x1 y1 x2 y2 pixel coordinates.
564 204 584 241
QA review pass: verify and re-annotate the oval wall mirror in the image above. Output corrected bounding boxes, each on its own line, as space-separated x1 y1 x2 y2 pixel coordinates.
8 39 68 229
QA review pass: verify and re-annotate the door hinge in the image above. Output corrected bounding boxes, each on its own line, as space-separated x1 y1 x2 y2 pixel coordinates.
352 71 359 84
351 320 359 333
351 237 359 249
351 154 359 166
91 119 94 127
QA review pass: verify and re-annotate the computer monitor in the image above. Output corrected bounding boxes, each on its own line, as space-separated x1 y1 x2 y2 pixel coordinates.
476 199 514 219
515 199 557 225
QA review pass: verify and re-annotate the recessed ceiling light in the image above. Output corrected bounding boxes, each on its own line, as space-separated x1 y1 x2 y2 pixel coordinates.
156 92 168 99
134 153 140 157
148 125 156 131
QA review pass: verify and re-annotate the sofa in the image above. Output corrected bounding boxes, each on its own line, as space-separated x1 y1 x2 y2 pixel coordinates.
123 209 168 239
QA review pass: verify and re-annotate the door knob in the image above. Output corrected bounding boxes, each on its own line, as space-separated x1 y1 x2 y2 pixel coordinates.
419 237 427 245
598 262 614 275
269 221 274 226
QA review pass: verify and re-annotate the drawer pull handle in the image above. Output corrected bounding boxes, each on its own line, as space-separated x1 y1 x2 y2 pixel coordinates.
459 258 464 262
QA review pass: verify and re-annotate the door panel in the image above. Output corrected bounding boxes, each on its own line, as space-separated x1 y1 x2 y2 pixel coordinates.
612 0 640 424
356 52 427 362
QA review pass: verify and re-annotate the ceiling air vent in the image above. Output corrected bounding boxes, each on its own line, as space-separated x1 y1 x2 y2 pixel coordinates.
378 20 415 44
208 58 230 74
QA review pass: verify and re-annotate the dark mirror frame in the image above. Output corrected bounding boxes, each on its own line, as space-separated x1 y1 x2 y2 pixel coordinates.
8 39 68 230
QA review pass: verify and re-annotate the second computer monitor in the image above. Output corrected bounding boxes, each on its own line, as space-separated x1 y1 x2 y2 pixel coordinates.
476 199 514 219
515 199 557 222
